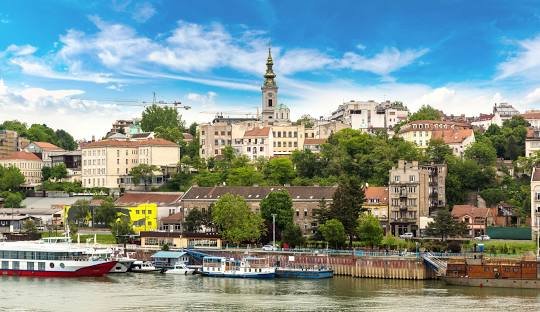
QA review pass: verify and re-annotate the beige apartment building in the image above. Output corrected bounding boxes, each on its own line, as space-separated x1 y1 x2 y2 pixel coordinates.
271 124 305 156
199 118 257 158
234 127 274 160
0 151 43 186
0 130 19 158
81 138 180 189
398 120 473 151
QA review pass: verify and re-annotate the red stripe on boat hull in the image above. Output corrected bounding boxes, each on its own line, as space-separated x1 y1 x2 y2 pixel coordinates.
0 261 117 278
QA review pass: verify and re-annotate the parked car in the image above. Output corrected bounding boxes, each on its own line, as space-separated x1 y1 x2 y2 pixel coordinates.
474 234 490 241
399 232 414 239
262 244 277 251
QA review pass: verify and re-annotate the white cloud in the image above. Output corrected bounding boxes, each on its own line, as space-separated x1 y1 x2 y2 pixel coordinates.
525 87 540 104
497 35 540 80
277 49 334 75
132 2 156 23
356 43 366 50
337 47 429 77
2 44 37 57
0 80 138 139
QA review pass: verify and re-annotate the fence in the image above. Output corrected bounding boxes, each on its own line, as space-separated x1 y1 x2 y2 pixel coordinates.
487 227 531 240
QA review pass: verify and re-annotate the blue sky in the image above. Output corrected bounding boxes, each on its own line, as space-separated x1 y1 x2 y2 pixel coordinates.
1 0 540 138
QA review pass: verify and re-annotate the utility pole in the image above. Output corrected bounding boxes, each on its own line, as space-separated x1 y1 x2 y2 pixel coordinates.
272 213 276 249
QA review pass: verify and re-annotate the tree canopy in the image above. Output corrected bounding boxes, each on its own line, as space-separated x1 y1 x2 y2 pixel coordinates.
424 208 468 241
260 190 294 237
356 213 384 248
130 164 160 191
408 105 442 121
140 104 184 132
0 165 25 191
319 219 346 249
329 176 365 246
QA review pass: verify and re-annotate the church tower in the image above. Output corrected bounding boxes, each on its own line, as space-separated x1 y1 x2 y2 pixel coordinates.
261 48 278 124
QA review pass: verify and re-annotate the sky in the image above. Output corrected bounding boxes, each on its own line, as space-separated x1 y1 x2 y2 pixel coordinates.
1 0 540 139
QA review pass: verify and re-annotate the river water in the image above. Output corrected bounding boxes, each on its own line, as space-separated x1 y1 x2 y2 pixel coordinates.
0 274 539 311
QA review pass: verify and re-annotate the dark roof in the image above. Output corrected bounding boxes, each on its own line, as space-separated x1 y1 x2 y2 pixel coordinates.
182 186 337 201
115 192 183 206
131 132 153 139
160 212 184 223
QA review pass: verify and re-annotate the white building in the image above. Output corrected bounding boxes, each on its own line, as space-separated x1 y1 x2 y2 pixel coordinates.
522 111 540 129
24 142 65 167
234 127 273 160
526 128 540 157
330 100 408 132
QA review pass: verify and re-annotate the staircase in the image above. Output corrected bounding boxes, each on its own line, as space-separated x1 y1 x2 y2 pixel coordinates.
421 252 447 277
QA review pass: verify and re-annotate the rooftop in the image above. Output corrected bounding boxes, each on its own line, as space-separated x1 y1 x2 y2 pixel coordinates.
22 196 93 209
431 128 474 144
522 111 540 120
451 205 493 218
151 251 187 259
115 192 183 206
81 138 178 149
160 212 183 223
32 141 65 151
244 127 271 137
0 151 43 161
364 186 389 205
182 186 337 201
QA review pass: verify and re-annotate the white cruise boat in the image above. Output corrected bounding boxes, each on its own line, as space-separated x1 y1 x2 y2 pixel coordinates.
202 256 275 278
162 262 195 275
0 240 116 277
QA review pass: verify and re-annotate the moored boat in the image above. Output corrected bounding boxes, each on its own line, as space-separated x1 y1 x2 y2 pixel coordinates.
444 255 540 289
0 241 116 277
162 263 195 275
202 256 275 278
275 267 334 279
131 260 160 273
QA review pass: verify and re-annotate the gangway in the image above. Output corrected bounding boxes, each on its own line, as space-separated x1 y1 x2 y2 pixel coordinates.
421 252 447 277
184 249 214 264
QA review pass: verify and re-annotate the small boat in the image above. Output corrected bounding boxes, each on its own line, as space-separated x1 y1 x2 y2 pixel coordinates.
275 267 334 279
131 261 160 273
162 263 195 275
202 256 275 278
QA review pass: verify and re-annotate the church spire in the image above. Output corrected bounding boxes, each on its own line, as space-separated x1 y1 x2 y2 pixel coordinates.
263 48 276 87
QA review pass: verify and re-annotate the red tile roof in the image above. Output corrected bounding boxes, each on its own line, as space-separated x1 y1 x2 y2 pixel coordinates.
522 111 540 120
243 127 271 137
304 138 327 145
81 138 178 149
475 114 494 121
364 186 389 205
0 151 42 161
182 186 337 201
115 192 183 206
451 205 493 218
431 128 474 144
33 142 64 151
160 212 184 223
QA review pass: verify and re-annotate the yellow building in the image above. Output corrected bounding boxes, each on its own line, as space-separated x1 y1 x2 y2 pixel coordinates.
125 203 158 233
0 151 44 186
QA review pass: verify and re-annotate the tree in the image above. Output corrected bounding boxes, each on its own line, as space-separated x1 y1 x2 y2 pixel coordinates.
319 219 346 249
140 104 183 132
263 157 296 185
194 171 222 187
296 114 315 128
55 129 77 150
0 165 25 191
111 218 134 243
22 219 38 234
130 164 160 191
426 139 453 163
356 213 384 248
226 166 264 186
408 105 442 121
94 197 118 226
282 223 305 248
1 120 28 135
480 188 508 207
330 176 365 246
154 126 184 146
67 199 90 226
464 140 497 167
260 190 294 237
26 124 57 143
291 149 322 179
211 193 264 245
42 166 52 181
50 163 68 180
424 208 469 241
3 192 24 208
184 208 212 232
188 122 198 136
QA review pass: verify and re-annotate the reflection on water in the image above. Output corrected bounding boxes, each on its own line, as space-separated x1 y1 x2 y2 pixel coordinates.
0 274 538 311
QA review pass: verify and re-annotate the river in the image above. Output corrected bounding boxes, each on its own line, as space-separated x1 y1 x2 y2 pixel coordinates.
0 274 539 311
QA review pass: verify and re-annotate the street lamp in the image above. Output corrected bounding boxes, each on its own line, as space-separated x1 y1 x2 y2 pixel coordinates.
272 213 276 249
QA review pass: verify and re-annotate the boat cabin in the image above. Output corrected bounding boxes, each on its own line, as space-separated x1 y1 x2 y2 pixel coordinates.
151 251 189 269
447 257 539 280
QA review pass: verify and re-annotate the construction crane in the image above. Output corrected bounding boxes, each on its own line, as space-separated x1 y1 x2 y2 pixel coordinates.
69 92 191 110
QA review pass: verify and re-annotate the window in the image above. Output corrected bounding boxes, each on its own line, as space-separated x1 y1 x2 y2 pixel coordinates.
260 147 264 152
221 131 225 135
536 193 540 201
294 142 297 147
268 99 273 107
1 261 8 270
38 262 45 271
214 131 218 135
247 147 251 152
394 176 400 182
49 262 55 268
27 262 34 271
296 210 299 217
409 175 415 182
201 131 205 135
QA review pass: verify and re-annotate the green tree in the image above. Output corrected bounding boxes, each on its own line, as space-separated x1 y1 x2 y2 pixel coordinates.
94 197 118 226
408 105 442 121
291 149 322 179
26 124 57 143
424 208 469 241
282 223 305 248
1 120 28 135
296 114 315 128
184 209 211 233
130 164 160 191
50 163 68 180
22 219 38 234
426 139 453 163
260 190 294 237
3 192 24 208
356 213 384 248
140 104 184 132
319 219 346 249
42 166 52 181
194 171 222 187
479 188 508 207
226 166 264 186
211 193 264 245
55 129 77 150
111 218 135 243
154 126 184 146
188 122 198 136
0 165 25 191
67 199 90 226
263 157 296 185
464 140 497 167
329 176 365 246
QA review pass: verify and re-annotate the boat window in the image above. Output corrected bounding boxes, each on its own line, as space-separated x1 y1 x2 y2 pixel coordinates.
60 263 65 269
12 261 19 270
1 261 8 270
38 262 45 271
27 262 34 271
50 262 55 268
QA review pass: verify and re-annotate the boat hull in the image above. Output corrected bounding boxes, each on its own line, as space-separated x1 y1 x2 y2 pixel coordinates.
202 272 275 279
444 277 540 289
275 269 333 279
0 261 117 278
164 269 195 275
